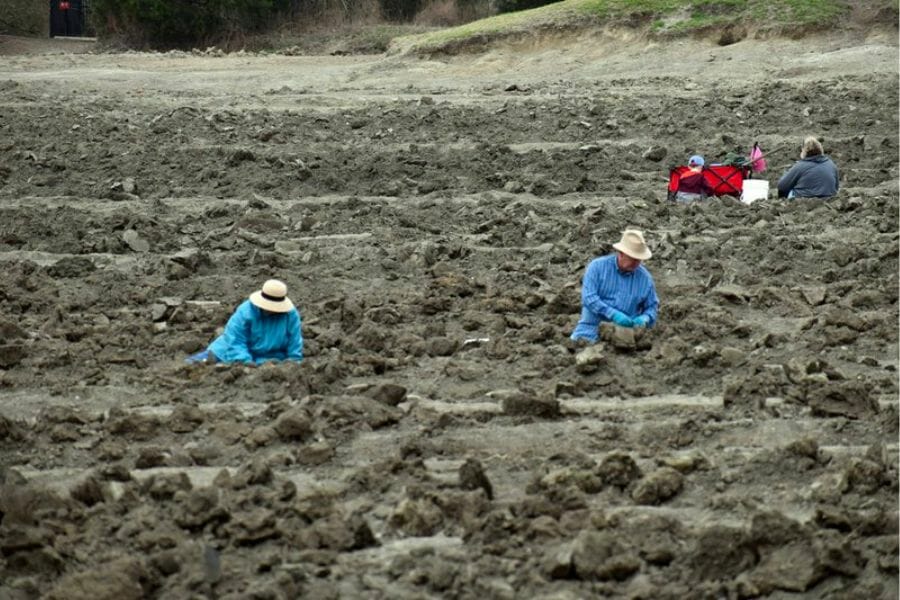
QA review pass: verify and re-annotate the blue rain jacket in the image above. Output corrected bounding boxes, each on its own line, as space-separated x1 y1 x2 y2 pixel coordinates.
571 254 659 343
777 155 839 198
208 300 303 365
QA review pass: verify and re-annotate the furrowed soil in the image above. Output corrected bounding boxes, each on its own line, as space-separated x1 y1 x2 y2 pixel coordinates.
0 28 898 599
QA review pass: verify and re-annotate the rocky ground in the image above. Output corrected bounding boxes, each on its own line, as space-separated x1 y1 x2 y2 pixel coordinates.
0 28 898 599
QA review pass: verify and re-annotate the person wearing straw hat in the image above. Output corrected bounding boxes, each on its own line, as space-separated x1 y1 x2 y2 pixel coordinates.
188 279 303 365
570 229 659 344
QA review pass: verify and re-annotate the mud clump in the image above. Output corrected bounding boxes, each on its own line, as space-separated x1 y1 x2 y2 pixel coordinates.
631 467 684 505
389 496 445 537
69 474 107 506
723 365 790 409
690 525 757 581
45 256 96 278
167 404 205 433
749 543 828 593
495 389 561 418
459 458 494 500
571 530 641 581
0 415 27 441
596 452 642 489
273 407 313 441
364 382 408 406
44 557 148 600
0 344 26 368
805 380 880 419
599 322 651 351
574 344 606 373
0 321 27 339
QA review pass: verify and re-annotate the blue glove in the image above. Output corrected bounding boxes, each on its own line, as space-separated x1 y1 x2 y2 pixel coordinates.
611 311 634 328
632 315 650 328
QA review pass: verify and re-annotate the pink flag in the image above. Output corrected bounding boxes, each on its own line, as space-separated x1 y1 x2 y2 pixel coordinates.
750 142 767 173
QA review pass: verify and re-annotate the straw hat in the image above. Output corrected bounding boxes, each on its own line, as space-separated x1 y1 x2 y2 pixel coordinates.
249 279 294 313
612 229 652 261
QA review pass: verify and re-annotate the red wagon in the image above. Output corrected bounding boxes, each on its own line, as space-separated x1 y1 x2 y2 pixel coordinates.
667 163 750 198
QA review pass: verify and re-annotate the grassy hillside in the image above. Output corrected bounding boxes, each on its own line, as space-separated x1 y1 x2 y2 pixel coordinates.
391 0 897 55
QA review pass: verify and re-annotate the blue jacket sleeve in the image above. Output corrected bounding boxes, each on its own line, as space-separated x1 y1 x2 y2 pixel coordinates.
286 310 303 362
220 306 254 364
582 260 617 320
777 162 803 198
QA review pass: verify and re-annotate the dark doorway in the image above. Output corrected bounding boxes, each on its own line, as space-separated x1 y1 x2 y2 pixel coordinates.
50 0 92 37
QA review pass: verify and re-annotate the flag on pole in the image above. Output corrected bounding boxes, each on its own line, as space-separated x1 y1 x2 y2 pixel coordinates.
750 142 767 173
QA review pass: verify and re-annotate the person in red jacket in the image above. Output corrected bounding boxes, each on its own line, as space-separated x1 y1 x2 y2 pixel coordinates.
672 155 715 203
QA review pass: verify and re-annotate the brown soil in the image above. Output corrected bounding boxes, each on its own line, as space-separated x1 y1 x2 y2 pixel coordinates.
0 27 898 599
0 34 95 55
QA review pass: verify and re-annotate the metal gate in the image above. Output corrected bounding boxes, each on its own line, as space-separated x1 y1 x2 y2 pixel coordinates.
50 0 92 37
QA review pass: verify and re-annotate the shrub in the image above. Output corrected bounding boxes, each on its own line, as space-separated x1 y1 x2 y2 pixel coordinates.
285 0 378 22
380 0 425 21
454 0 497 22
1 0 47 36
92 0 292 48
495 0 562 14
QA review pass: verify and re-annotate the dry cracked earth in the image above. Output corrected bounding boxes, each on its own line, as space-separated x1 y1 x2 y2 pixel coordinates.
0 29 898 599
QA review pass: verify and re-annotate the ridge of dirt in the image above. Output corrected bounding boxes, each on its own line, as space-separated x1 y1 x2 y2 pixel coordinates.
389 0 899 57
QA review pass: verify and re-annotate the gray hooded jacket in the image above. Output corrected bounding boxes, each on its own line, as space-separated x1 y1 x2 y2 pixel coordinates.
777 155 839 198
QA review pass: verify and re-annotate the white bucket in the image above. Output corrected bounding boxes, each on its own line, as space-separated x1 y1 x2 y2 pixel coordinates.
741 179 769 205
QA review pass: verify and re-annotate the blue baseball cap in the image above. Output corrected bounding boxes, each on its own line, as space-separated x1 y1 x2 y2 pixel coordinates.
688 155 705 167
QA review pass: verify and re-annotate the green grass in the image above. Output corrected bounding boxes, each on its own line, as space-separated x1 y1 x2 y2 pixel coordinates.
391 0 856 54
571 0 845 23
391 5 577 49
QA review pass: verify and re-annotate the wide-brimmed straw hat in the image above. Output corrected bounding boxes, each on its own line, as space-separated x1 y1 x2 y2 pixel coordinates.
612 229 652 261
249 279 294 313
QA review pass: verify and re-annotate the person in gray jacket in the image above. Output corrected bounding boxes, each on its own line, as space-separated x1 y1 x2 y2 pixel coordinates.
777 136 839 198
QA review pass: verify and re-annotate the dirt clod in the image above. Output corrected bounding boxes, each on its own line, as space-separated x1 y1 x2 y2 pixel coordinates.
631 467 684 505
